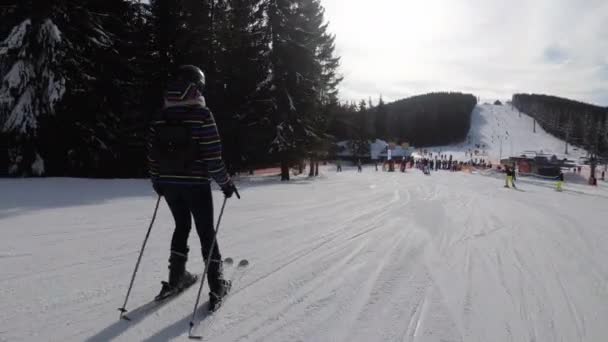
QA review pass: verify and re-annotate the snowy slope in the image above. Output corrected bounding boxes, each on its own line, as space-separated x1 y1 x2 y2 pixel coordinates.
1 170 607 342
432 104 588 163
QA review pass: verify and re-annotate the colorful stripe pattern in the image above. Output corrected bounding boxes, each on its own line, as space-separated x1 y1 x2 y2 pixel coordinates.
148 105 230 186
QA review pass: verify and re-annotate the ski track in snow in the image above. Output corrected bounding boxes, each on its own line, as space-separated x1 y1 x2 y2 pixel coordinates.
1 106 607 342
1 170 607 342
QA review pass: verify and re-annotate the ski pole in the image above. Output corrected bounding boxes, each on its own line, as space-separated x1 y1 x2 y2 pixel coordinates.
188 196 228 339
118 195 162 320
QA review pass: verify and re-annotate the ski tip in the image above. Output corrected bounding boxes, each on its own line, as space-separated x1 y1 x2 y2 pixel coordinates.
238 259 249 267
188 323 202 340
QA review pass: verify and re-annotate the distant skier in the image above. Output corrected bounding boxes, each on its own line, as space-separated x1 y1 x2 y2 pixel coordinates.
590 176 598 186
556 171 564 192
357 159 362 173
336 160 342 172
505 166 515 188
148 65 236 310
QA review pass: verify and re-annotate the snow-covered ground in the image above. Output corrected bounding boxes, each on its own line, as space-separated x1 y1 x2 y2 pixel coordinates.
430 104 589 163
1 169 608 342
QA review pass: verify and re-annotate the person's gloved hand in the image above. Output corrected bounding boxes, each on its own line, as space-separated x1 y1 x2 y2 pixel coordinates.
153 182 163 196
221 182 239 199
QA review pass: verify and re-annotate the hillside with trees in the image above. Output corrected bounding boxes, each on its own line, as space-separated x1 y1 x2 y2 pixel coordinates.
329 92 477 148
512 94 608 153
512 93 608 177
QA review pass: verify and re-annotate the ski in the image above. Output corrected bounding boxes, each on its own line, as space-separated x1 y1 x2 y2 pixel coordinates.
119 257 235 322
120 275 198 322
211 259 248 312
188 259 250 340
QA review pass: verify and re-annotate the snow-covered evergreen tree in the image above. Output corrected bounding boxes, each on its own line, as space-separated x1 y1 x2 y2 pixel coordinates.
0 1 146 176
266 0 341 180
0 0 342 177
0 16 65 175
214 0 273 172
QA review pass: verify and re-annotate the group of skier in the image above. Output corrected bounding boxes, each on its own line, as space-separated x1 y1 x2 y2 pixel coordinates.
338 157 569 193
504 165 565 192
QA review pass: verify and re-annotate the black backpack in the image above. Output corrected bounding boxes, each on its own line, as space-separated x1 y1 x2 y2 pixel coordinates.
150 117 199 175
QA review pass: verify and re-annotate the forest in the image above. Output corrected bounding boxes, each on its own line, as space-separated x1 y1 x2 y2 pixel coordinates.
10 3 598 181
0 0 341 180
512 94 608 156
0 1 484 181
329 92 477 148
512 93 608 177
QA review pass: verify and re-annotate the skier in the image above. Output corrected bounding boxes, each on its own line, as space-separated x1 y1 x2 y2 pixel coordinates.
148 65 237 310
556 170 564 192
336 160 342 172
357 159 362 173
504 166 514 188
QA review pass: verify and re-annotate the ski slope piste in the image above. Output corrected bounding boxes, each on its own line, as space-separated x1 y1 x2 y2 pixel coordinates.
435 103 589 164
1 105 607 342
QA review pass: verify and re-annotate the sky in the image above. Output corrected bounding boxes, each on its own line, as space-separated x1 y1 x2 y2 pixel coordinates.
321 0 608 106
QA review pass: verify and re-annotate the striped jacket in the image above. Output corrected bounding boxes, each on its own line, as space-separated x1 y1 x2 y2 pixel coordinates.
148 101 230 187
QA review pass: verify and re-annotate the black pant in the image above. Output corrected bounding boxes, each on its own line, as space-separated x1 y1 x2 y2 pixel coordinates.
160 183 223 289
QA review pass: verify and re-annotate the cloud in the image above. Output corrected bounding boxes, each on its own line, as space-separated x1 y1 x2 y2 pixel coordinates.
322 0 608 106
543 45 569 64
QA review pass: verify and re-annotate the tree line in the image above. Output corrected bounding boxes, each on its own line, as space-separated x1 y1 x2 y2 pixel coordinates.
512 94 608 154
0 0 341 181
329 92 477 150
512 93 608 179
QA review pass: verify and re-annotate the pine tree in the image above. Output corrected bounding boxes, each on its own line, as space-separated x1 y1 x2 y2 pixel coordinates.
1 0 148 176
358 99 367 112
297 0 341 177
266 0 341 180
46 0 141 176
149 0 184 103
0 2 66 175
374 95 388 139
96 0 154 176
214 0 273 174
267 0 312 180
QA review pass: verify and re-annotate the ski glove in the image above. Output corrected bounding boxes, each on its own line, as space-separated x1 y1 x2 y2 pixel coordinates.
221 182 239 199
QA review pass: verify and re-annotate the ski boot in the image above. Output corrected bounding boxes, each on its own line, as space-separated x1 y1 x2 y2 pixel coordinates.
155 251 198 301
209 278 232 312
155 271 198 301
